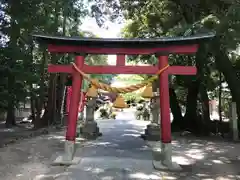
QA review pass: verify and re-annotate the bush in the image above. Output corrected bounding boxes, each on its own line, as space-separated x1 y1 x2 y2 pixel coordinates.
99 108 108 118
138 99 146 104
123 92 143 103
110 113 116 119
136 106 143 111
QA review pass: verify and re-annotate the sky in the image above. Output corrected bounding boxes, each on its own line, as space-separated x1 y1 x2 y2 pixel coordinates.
80 17 124 38
80 17 125 65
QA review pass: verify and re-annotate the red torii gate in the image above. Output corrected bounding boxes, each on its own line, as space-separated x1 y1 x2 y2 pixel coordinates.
33 33 215 168
66 87 86 113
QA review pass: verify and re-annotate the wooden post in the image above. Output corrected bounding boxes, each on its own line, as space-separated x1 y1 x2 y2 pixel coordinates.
116 55 125 66
158 55 171 143
52 55 84 165
65 56 84 142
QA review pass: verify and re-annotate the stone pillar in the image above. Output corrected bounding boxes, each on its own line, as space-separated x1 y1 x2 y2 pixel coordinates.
152 143 181 171
80 97 101 139
76 92 86 137
76 111 84 137
141 80 161 141
151 90 160 124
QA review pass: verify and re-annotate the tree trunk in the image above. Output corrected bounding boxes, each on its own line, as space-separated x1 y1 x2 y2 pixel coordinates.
55 74 67 124
183 44 207 134
5 0 20 128
169 87 183 131
6 105 15 128
54 1 68 126
212 40 240 120
199 84 211 134
218 72 223 134
33 97 41 128
40 1 60 127
41 74 57 127
34 49 47 128
6 73 16 127
30 88 36 124
183 81 200 132
6 90 16 127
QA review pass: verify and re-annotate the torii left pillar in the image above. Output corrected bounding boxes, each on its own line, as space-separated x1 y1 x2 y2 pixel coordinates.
52 55 84 165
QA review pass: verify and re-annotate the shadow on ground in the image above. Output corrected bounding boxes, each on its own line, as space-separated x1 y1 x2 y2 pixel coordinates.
0 130 71 180
166 137 240 179
65 118 240 179
2 110 240 180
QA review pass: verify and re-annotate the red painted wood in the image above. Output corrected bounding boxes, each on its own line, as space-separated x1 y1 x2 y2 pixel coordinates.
159 56 172 143
48 64 158 74
48 64 197 76
48 64 72 73
65 56 84 141
66 88 86 113
48 44 198 54
168 66 197 75
82 64 158 74
116 55 125 66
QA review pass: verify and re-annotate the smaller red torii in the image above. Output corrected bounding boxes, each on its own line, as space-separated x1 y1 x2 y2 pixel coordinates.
33 33 215 169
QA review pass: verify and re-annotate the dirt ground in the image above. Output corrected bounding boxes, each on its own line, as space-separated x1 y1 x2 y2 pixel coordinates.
0 126 240 179
0 128 68 180
167 135 240 179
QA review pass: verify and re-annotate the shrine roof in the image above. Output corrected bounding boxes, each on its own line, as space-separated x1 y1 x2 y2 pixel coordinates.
32 33 215 48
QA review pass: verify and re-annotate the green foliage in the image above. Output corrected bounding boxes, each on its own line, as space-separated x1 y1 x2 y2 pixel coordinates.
118 0 240 124
1 0 240 127
122 92 143 102
122 1 239 82
115 74 144 82
0 0 118 122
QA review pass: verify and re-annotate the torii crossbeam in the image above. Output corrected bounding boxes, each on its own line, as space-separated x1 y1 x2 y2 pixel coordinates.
33 33 215 169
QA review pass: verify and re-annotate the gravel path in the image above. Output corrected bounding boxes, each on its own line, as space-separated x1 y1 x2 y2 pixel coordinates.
1 109 240 180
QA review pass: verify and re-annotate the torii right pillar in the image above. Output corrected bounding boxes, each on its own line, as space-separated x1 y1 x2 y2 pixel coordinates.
153 55 197 171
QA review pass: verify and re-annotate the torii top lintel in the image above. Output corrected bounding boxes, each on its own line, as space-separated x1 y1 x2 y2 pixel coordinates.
32 33 215 55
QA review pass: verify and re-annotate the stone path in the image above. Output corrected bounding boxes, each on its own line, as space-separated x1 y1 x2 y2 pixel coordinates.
61 111 165 180
1 109 240 179
58 110 240 180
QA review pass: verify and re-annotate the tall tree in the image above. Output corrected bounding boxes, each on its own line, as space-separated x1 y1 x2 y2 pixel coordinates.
118 0 240 133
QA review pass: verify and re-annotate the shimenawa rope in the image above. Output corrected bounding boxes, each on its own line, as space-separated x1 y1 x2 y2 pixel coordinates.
72 63 169 94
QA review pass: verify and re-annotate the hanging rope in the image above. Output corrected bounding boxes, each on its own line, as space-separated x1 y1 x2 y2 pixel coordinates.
72 63 169 94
